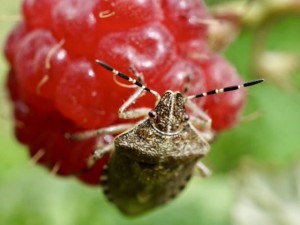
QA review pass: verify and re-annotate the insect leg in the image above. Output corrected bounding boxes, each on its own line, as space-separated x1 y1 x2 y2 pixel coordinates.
186 100 216 142
196 161 212 177
128 65 145 84
182 75 191 96
111 65 155 120
118 87 153 120
117 66 161 120
96 60 161 120
65 123 135 140
112 65 145 89
186 99 212 130
86 143 114 167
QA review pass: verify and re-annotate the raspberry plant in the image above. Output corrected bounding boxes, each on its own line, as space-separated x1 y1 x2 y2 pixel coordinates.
5 0 247 185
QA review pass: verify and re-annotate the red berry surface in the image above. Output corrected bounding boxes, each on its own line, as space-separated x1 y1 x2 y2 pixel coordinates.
5 0 246 185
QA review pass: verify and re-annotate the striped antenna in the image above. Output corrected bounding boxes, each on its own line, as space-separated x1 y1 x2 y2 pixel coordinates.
96 60 160 98
187 79 264 100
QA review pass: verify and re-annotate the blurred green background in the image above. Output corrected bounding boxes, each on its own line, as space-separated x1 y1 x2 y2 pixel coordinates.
1 0 300 225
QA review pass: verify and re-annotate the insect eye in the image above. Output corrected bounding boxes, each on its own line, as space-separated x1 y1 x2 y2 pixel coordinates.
183 114 189 121
148 110 157 118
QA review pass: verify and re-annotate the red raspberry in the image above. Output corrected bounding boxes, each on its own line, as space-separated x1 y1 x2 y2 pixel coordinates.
95 22 178 109
14 30 56 105
51 0 99 58
95 0 163 33
55 59 115 128
162 0 209 42
7 69 109 184
4 0 247 185
22 0 58 29
201 55 245 130
4 22 28 66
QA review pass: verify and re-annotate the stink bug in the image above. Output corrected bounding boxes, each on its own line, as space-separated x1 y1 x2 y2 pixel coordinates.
67 60 263 215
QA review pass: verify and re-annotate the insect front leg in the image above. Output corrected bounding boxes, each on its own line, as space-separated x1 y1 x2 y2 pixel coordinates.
186 100 215 143
65 123 134 140
96 60 161 120
118 87 154 120
186 99 212 129
112 65 145 89
66 123 134 169
111 66 157 120
128 65 145 84
182 75 212 131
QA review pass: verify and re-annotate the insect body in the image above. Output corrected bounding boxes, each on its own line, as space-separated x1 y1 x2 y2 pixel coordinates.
104 91 209 215
68 60 263 215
